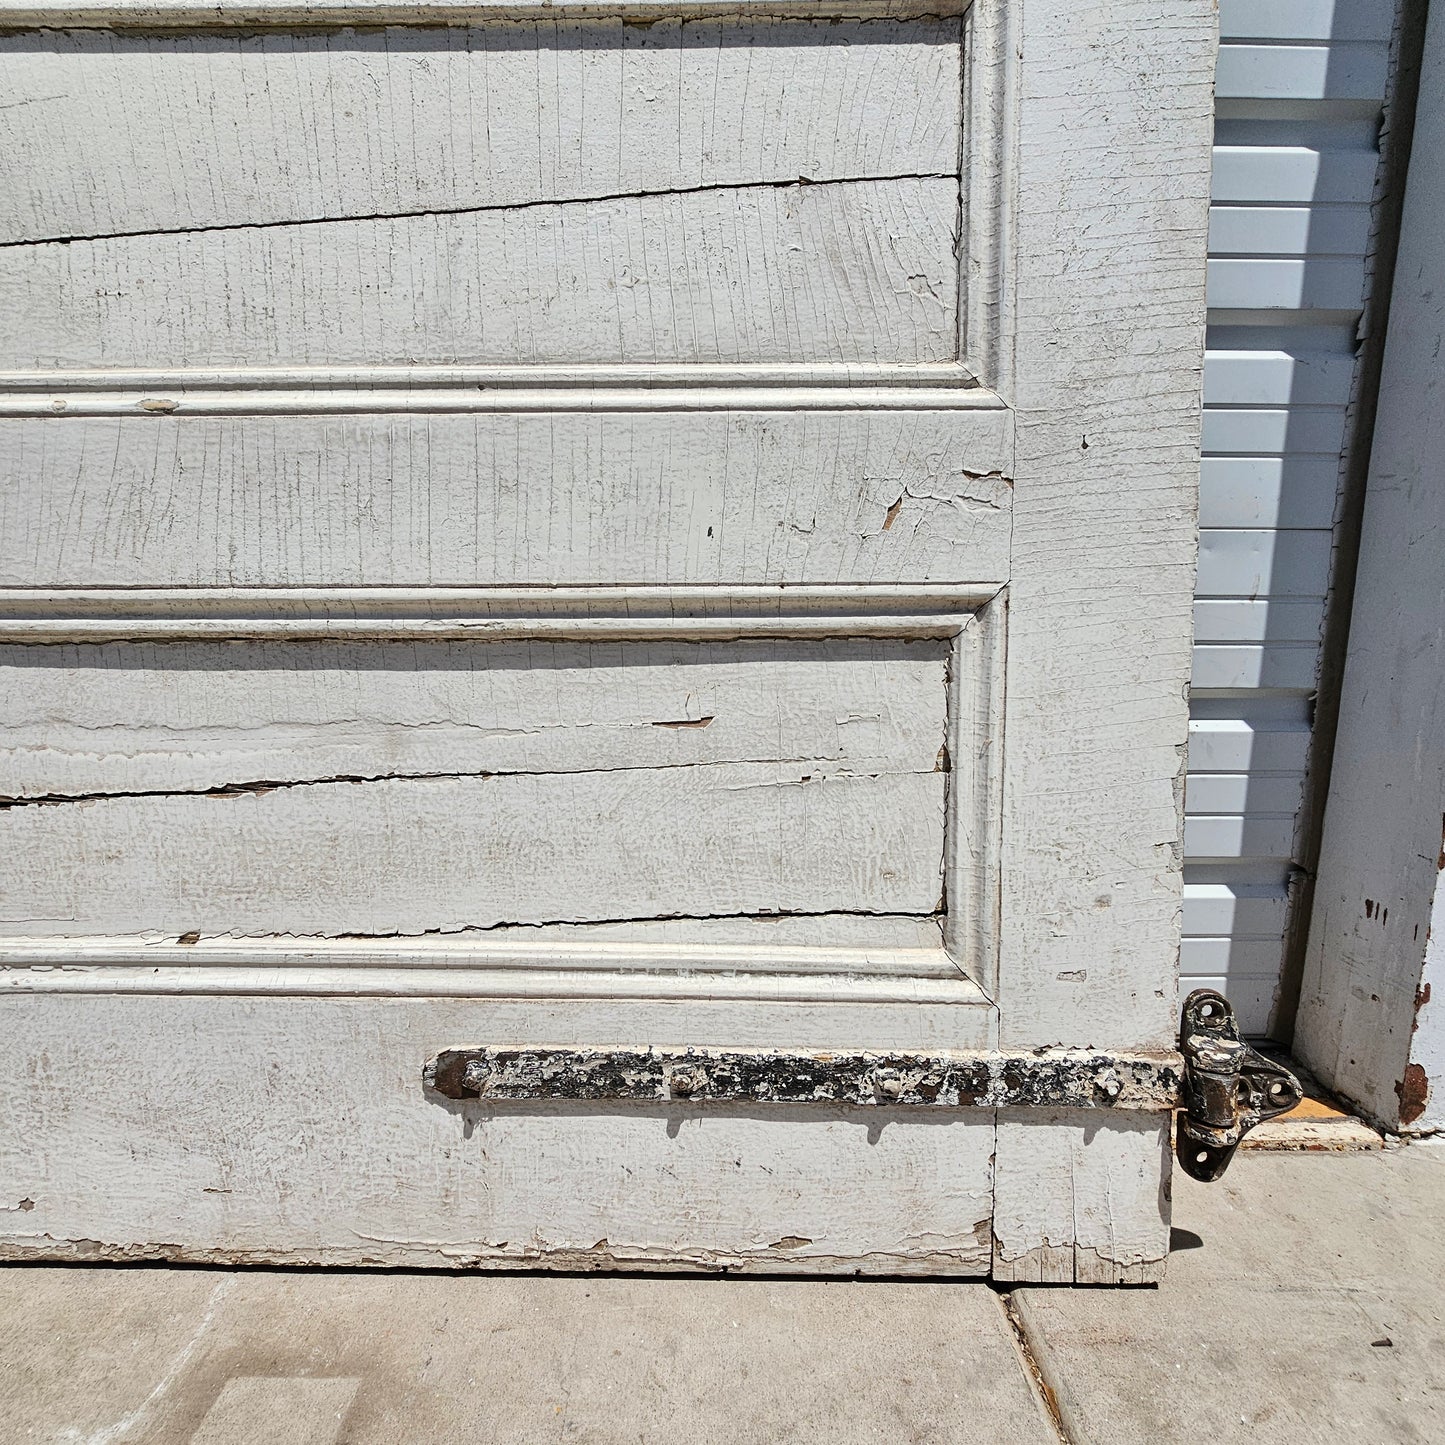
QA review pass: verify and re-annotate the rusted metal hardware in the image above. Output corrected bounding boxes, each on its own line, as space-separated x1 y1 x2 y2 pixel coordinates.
427 990 1293 1185
1176 988 1302 1183
425 1045 1183 1110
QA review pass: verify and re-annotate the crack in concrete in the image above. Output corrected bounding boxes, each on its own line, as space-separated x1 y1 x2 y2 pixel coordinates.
998 1292 1077 1445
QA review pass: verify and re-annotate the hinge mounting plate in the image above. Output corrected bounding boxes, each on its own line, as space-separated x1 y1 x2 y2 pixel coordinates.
1176 988 1303 1182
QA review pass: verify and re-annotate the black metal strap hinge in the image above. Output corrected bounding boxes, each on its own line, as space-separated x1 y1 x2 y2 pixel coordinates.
1176 988 1303 1182
425 1045 1183 1111
423 988 1300 1185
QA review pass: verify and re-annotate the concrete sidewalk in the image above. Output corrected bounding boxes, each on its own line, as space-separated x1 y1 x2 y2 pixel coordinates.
1 1145 1440 1445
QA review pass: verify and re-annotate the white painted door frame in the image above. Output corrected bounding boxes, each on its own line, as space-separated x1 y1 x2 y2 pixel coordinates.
1295 0 1445 1135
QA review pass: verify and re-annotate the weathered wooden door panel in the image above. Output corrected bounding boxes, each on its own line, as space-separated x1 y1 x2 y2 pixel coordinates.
1 19 962 241
1 19 961 367
2 639 952 935
0 0 1213 1281
2 996 999 1273
0 412 1013 586
7 181 960 367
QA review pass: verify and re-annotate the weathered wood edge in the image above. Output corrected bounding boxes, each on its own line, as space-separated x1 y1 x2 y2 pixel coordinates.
0 364 986 393
0 0 969 28
942 591 1006 997
0 386 1005 417
990 0 1214 1282
0 961 992 1006
424 1044 1185 1109
0 584 1004 643
999 0 1212 1052
958 0 1016 384
0 1235 993 1276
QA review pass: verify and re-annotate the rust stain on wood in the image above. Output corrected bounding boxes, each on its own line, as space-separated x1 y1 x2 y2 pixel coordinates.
1396 1063 1429 1126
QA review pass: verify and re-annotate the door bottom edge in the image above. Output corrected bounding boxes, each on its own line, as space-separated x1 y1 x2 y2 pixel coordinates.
0 1235 993 1278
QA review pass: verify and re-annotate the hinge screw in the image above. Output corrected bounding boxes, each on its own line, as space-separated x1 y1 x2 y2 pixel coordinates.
873 1067 904 1100
1095 1068 1123 1102
669 1066 707 1098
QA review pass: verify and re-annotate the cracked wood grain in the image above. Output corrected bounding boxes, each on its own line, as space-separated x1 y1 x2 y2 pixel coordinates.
0 19 962 244
2 171 957 250
0 760 936 810
0 411 1013 587
0 637 951 936
3 177 959 369
0 636 948 797
0 762 946 935
2 18 966 370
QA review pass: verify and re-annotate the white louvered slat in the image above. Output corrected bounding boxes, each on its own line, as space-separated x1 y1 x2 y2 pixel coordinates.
1192 644 1322 692
1202 349 1356 405
1181 939 1294 975
1193 597 1327 643
1185 814 1300 862
1208 204 1370 257
1217 1 1394 45
1199 457 1341 528
1185 775 1307 815
1187 716 1314 774
1201 406 1349 455
1196 529 1334 597
1207 256 1368 311
1216 42 1389 101
1187 9 1392 1032
1212 146 1381 203
1182 882 1290 938
1175 960 1282 1034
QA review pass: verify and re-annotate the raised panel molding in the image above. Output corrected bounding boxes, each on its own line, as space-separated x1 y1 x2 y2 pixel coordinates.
0 586 1007 1014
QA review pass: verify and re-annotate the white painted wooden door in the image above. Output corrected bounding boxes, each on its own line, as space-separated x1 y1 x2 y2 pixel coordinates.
0 0 1214 1281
